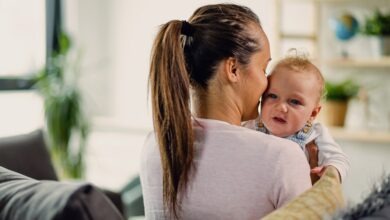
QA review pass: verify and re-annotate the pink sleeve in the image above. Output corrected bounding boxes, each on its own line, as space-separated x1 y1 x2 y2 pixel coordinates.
270 142 312 208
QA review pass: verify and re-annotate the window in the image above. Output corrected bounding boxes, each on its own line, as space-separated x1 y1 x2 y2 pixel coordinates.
0 0 45 89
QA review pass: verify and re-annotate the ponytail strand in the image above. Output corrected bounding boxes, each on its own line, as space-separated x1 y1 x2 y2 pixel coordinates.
149 20 194 219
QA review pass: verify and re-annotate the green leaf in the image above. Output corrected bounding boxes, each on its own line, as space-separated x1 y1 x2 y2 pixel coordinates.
325 80 360 101
362 9 390 36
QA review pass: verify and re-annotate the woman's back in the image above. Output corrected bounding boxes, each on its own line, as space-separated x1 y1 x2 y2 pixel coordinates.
141 118 311 220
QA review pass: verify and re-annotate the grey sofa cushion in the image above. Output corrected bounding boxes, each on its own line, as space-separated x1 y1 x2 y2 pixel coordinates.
0 166 123 220
0 130 57 180
0 130 125 216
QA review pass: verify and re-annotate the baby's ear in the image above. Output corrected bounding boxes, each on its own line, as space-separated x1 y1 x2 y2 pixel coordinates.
310 105 322 121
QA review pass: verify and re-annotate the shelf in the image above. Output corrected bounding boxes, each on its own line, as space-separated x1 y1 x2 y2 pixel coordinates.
328 126 390 143
280 33 317 40
325 57 390 68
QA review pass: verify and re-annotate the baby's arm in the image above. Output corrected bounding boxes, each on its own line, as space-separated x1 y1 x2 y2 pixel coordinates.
308 123 350 183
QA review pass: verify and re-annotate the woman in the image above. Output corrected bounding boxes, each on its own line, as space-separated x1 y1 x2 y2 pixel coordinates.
141 3 312 220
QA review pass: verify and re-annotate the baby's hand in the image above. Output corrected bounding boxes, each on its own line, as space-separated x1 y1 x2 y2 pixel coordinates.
311 165 342 183
310 166 326 177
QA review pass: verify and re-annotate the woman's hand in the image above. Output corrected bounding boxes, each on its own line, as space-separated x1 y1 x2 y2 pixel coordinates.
306 141 320 184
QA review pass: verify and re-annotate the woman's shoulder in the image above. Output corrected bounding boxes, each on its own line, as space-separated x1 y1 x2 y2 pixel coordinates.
237 125 302 149
212 121 304 157
141 132 160 165
142 132 156 151
238 128 309 167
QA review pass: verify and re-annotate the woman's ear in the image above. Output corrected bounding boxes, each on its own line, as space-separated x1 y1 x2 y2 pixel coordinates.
310 105 322 121
224 57 239 83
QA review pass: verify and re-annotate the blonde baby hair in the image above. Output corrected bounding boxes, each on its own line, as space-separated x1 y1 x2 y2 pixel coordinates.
271 49 325 102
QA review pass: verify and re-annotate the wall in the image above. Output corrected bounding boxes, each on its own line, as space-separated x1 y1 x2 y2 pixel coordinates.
342 141 390 204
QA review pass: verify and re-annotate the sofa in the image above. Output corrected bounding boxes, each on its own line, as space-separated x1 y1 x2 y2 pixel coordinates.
0 166 123 220
0 129 144 218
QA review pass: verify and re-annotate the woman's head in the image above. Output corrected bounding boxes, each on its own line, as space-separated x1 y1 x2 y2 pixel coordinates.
185 4 266 88
149 3 268 218
186 4 270 121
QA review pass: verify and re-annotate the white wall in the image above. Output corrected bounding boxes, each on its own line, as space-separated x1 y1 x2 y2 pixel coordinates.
64 0 114 117
342 141 390 204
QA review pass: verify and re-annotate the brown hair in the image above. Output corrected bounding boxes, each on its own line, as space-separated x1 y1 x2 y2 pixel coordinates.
149 3 263 218
271 53 325 101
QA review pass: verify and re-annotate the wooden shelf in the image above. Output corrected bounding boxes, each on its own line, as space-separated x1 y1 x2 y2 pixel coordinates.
328 126 390 143
280 33 317 40
325 57 390 68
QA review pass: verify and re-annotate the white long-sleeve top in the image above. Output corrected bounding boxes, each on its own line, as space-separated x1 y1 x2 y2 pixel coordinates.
304 123 350 182
140 118 311 220
244 120 350 182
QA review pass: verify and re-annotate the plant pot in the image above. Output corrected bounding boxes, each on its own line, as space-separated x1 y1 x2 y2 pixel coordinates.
382 36 390 56
369 36 390 57
322 100 348 127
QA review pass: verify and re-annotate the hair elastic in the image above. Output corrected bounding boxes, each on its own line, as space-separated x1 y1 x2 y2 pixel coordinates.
181 20 194 36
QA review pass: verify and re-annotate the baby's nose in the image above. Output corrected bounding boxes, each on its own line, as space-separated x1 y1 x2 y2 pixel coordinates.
276 102 288 113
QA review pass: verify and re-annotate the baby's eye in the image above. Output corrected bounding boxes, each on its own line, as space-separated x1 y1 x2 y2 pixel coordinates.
289 99 302 105
266 93 277 99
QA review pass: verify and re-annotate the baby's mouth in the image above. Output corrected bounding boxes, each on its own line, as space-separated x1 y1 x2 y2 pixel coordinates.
272 116 286 124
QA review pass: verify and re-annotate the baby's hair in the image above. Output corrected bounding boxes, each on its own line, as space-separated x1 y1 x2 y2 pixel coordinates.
271 49 325 102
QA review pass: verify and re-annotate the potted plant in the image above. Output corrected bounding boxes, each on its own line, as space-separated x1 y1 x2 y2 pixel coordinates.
323 80 359 127
35 32 89 179
362 9 390 56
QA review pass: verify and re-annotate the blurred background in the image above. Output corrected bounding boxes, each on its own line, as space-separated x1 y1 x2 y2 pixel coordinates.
0 0 389 219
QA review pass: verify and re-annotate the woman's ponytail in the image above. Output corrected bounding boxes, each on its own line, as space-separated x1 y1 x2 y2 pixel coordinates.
149 20 194 219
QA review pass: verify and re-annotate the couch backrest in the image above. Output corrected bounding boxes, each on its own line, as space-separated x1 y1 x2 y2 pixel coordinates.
0 130 58 180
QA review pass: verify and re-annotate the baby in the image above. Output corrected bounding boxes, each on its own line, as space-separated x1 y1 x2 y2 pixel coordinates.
257 55 350 183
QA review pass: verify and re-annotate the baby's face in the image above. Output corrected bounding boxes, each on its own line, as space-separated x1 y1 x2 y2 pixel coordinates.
260 67 321 137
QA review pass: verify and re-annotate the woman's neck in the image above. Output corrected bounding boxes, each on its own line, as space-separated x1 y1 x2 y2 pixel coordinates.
192 87 242 126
